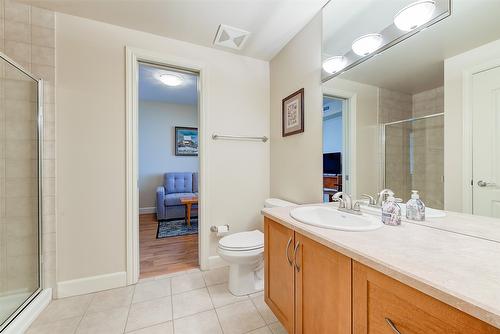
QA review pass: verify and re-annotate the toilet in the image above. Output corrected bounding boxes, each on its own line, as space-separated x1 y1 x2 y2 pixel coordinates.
218 198 296 296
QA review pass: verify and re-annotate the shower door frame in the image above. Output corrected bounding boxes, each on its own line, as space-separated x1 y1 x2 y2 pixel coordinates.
381 112 444 192
0 51 43 332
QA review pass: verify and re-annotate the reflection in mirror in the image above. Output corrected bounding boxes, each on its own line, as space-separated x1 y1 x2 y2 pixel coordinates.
322 0 500 219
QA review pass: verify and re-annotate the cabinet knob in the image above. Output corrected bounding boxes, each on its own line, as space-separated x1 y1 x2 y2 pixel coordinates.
285 237 293 266
385 318 402 334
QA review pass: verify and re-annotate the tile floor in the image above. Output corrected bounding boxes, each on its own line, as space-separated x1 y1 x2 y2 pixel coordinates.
27 267 287 334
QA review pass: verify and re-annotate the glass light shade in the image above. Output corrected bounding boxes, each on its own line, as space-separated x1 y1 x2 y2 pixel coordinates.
394 0 436 32
351 33 383 56
158 74 183 86
322 56 347 74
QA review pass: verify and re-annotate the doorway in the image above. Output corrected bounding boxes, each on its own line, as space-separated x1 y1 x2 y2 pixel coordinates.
138 62 200 279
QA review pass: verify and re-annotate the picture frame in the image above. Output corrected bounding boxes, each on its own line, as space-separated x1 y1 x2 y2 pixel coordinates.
282 88 304 137
175 126 198 156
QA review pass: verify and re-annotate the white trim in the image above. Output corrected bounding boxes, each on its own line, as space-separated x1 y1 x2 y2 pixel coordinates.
461 59 500 214
57 272 126 298
322 88 358 199
3 289 51 334
207 255 228 269
126 46 209 285
139 207 156 214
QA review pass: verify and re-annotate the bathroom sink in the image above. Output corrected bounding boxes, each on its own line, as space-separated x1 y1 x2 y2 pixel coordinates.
360 203 446 218
290 206 383 231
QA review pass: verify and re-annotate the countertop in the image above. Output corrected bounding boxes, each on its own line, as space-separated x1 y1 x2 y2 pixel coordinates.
261 203 500 328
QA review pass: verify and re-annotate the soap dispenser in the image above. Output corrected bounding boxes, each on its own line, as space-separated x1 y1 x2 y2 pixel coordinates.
406 190 425 221
381 195 402 226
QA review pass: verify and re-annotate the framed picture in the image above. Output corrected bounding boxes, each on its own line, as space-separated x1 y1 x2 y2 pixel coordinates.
175 127 198 156
282 88 304 137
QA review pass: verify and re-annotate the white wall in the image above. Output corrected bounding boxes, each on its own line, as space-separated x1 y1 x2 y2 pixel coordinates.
270 14 323 204
444 38 500 212
56 13 269 286
323 115 342 154
139 101 198 209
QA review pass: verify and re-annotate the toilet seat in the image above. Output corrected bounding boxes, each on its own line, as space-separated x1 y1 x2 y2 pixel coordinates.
218 230 263 251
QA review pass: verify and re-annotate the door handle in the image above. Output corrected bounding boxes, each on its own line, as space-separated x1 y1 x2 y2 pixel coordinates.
477 180 496 187
293 241 301 272
285 237 293 266
385 318 402 334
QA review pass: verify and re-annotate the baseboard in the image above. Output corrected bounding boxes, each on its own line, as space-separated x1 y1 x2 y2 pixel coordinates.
139 207 156 214
57 272 127 298
207 255 227 270
3 288 52 334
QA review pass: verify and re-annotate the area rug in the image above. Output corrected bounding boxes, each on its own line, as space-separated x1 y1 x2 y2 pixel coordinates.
157 218 198 239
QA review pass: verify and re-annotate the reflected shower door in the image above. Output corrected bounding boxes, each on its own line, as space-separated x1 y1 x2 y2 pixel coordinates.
0 55 41 330
384 115 444 209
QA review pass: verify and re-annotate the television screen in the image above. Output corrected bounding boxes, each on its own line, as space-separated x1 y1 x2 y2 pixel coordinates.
323 152 342 175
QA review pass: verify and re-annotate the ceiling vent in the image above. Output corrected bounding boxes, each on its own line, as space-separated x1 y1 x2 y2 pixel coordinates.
213 24 250 50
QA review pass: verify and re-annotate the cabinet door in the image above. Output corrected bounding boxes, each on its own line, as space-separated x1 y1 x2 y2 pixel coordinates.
294 233 352 334
353 261 500 334
264 218 295 333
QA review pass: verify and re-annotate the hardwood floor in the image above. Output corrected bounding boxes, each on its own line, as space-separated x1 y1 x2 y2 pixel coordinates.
139 213 199 279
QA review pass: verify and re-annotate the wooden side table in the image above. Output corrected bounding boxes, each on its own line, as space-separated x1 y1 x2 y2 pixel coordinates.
180 196 198 227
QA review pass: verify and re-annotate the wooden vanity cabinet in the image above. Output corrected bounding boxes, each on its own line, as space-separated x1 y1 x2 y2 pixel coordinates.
264 217 351 334
352 261 500 334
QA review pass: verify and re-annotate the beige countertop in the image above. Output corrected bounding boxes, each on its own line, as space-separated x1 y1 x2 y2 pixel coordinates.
262 203 500 328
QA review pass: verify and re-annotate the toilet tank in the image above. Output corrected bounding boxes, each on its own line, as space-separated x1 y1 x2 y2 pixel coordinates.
264 198 296 208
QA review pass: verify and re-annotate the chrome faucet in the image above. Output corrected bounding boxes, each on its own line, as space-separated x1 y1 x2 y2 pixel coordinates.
333 192 361 215
376 189 394 207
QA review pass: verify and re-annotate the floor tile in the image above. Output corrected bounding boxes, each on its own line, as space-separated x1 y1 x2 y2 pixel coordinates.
126 321 174 334
76 306 129 334
171 272 205 294
26 316 81 334
246 327 273 334
173 309 223 334
35 294 93 323
250 292 278 324
268 321 287 334
208 283 248 308
125 296 173 332
216 299 266 334
202 266 229 286
172 287 213 319
133 278 171 303
87 286 134 313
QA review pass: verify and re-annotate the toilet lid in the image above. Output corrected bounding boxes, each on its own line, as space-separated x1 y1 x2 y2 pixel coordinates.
219 230 264 250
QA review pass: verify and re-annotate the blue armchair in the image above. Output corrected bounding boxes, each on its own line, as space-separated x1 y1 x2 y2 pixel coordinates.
156 172 198 221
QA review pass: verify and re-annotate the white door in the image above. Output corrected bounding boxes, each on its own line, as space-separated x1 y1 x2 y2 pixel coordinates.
472 66 500 218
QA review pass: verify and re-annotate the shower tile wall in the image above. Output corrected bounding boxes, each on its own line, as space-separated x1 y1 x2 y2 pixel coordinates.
0 0 56 293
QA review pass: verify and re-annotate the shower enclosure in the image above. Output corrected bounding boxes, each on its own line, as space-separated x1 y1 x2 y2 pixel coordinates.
0 53 43 331
383 113 444 209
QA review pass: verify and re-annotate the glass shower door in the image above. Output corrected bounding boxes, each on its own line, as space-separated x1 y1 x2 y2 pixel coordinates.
384 115 444 209
0 54 42 330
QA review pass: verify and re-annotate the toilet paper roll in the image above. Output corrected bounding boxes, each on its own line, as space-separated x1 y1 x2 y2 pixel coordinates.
215 225 229 237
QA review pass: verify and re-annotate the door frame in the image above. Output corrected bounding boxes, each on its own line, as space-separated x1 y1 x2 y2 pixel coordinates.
462 59 500 214
125 46 209 284
322 88 357 199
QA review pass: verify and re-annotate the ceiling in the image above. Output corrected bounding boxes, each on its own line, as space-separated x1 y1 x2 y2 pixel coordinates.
139 63 198 105
323 0 500 94
21 0 328 60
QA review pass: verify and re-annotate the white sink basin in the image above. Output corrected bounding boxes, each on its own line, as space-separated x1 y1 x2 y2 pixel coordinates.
360 203 446 218
290 206 383 231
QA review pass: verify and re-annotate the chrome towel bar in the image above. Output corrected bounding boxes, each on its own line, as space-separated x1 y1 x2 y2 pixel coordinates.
212 133 268 142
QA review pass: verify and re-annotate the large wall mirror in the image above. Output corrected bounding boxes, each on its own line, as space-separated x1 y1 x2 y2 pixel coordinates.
321 0 500 222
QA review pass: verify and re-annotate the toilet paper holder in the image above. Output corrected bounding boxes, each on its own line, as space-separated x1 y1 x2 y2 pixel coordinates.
210 224 229 232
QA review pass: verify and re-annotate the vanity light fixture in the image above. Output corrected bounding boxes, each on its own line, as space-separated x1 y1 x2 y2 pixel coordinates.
394 0 436 31
158 73 184 87
322 56 347 74
351 33 383 56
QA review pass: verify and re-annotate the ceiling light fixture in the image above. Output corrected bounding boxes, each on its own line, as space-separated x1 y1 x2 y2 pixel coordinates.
158 74 184 87
351 33 383 56
322 56 347 74
394 0 436 32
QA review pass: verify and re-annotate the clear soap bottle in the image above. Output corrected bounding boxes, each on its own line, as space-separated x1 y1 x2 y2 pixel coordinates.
381 195 402 226
406 190 425 221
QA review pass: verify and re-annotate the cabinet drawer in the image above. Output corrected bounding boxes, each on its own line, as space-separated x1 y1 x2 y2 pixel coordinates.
353 262 499 334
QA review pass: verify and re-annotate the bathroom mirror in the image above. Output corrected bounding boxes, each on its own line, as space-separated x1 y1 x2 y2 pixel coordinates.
321 0 500 223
